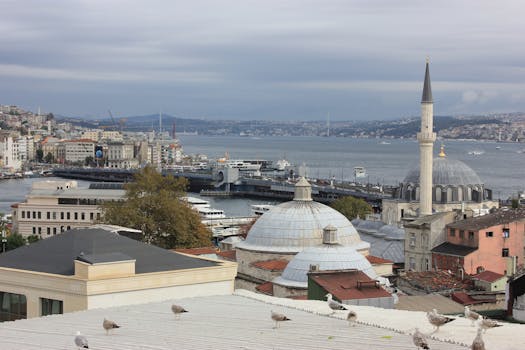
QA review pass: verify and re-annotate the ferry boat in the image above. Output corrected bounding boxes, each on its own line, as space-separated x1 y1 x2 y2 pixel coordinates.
353 166 367 179
251 204 275 216
274 159 291 171
181 196 226 220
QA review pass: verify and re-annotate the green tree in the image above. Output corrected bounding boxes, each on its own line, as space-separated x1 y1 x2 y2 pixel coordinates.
6 233 26 251
330 196 373 221
36 149 44 162
44 152 54 163
27 235 40 244
101 166 211 249
84 156 94 166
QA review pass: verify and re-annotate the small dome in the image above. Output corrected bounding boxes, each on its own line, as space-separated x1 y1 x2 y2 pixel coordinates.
404 157 482 186
273 244 377 288
377 224 405 240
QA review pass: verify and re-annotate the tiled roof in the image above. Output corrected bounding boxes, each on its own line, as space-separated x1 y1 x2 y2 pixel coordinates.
431 242 477 257
451 292 487 306
216 250 236 261
473 270 506 283
0 292 471 350
401 271 474 293
252 259 289 271
447 208 525 231
365 255 393 264
174 247 218 255
310 270 392 301
255 281 274 295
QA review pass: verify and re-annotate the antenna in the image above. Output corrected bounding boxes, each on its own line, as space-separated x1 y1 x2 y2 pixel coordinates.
327 112 330 137
159 109 162 134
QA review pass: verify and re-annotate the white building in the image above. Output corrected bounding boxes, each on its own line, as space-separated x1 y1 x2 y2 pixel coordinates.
106 142 138 168
11 180 125 237
56 139 95 164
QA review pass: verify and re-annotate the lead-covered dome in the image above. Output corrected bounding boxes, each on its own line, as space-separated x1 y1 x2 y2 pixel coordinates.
236 178 369 253
403 156 482 186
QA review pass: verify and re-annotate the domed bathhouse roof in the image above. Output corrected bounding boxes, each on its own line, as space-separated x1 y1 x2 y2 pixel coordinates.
273 226 377 288
403 157 482 186
236 178 369 254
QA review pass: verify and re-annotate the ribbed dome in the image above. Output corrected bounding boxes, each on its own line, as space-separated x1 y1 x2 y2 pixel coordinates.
403 157 482 186
237 200 369 253
273 244 376 288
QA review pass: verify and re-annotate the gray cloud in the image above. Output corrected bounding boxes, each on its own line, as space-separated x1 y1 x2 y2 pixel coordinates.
1 0 524 120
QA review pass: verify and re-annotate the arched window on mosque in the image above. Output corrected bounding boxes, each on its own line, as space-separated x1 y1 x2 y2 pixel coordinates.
457 186 463 202
446 187 453 203
435 187 442 202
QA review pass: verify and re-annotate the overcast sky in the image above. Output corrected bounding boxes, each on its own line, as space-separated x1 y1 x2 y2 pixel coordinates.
1 0 524 121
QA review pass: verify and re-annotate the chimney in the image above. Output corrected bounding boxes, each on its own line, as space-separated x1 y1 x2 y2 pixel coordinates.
322 225 338 245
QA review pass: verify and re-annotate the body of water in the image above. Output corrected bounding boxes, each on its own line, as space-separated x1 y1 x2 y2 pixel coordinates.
0 136 523 215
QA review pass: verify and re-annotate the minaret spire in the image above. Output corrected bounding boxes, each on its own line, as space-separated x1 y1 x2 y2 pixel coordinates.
417 58 436 216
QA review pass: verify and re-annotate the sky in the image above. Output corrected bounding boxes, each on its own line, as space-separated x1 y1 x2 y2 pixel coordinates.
1 0 525 121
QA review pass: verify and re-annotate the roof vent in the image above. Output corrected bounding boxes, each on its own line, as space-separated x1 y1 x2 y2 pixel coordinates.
323 225 338 245
309 264 319 272
293 177 312 201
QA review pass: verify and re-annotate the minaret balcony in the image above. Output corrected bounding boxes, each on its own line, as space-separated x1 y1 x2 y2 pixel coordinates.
417 132 436 142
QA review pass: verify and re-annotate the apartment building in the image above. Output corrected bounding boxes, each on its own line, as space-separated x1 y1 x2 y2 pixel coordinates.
56 139 95 164
11 180 125 237
106 142 138 168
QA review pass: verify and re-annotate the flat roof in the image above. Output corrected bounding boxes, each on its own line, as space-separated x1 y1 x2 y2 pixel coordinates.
447 208 525 231
0 291 475 350
431 242 477 257
0 227 218 275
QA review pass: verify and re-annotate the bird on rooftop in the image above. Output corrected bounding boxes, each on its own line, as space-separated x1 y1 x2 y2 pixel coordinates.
478 316 502 333
74 331 89 349
347 310 357 326
464 306 480 326
171 304 188 319
412 328 430 349
471 327 485 350
325 293 347 313
271 310 291 329
426 309 454 332
103 318 121 335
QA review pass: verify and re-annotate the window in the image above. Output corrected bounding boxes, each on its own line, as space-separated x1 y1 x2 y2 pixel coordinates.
52 212 56 220
486 231 493 237
96 213 101 220
41 298 63 316
502 248 509 257
38 227 42 234
47 211 50 220
74 212 78 220
47 227 50 235
81 213 85 220
503 228 510 238
468 231 474 240
67 212 70 220
21 211 25 219
38 212 41 219
459 230 465 239
450 229 455 237
409 257 416 270
90 212 94 220
53 227 57 235
0 291 27 322
32 227 36 234
32 211 36 219
60 212 64 220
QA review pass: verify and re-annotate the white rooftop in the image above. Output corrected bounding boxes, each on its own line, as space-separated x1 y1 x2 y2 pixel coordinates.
1 290 519 349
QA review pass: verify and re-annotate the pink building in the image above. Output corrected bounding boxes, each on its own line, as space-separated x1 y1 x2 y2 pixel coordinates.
432 208 525 275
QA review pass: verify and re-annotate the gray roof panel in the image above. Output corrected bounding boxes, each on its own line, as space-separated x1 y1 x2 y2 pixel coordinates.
421 61 433 103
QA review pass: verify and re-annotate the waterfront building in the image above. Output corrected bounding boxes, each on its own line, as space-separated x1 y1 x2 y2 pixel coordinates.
56 139 95 164
0 134 22 172
81 129 123 142
11 180 125 237
106 142 138 168
0 227 236 321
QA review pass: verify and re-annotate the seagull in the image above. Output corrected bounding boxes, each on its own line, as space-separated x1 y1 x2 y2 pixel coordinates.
478 316 502 333
74 331 89 349
171 304 188 319
412 328 430 349
325 293 347 313
347 310 357 326
426 309 454 332
271 310 291 328
103 318 121 335
464 306 480 326
471 327 485 350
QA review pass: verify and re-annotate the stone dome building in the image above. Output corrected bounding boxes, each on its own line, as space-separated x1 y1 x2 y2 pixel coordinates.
235 178 375 294
382 146 499 224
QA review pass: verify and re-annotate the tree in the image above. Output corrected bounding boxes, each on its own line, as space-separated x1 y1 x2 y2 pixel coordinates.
44 152 54 163
27 235 40 244
36 149 44 162
6 233 26 251
330 196 373 221
101 166 211 249
85 156 94 167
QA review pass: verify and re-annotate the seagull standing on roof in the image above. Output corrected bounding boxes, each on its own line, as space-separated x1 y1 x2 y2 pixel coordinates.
478 316 502 333
464 306 480 326
471 327 485 350
171 304 188 319
412 328 430 349
271 310 290 328
347 310 357 326
74 331 89 349
325 293 347 313
426 309 454 332
103 318 121 335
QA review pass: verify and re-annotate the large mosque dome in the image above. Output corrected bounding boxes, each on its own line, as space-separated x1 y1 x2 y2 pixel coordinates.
403 156 482 186
236 178 369 253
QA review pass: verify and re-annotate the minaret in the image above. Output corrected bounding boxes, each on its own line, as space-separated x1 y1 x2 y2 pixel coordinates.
417 58 436 216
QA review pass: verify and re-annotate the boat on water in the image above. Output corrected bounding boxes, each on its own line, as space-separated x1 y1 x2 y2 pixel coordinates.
274 159 291 171
251 204 275 216
353 166 367 180
379 141 391 145
181 196 226 220
468 150 484 155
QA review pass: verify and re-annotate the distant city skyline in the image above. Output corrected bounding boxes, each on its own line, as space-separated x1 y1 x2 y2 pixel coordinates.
1 1 524 121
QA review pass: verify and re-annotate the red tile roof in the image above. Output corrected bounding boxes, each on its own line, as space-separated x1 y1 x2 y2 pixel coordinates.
473 270 505 283
173 247 218 255
451 292 486 305
310 270 391 301
366 255 393 264
216 250 236 261
256 282 274 295
252 259 289 271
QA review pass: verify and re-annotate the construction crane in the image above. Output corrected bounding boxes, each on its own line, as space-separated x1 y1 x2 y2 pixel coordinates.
107 109 119 132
